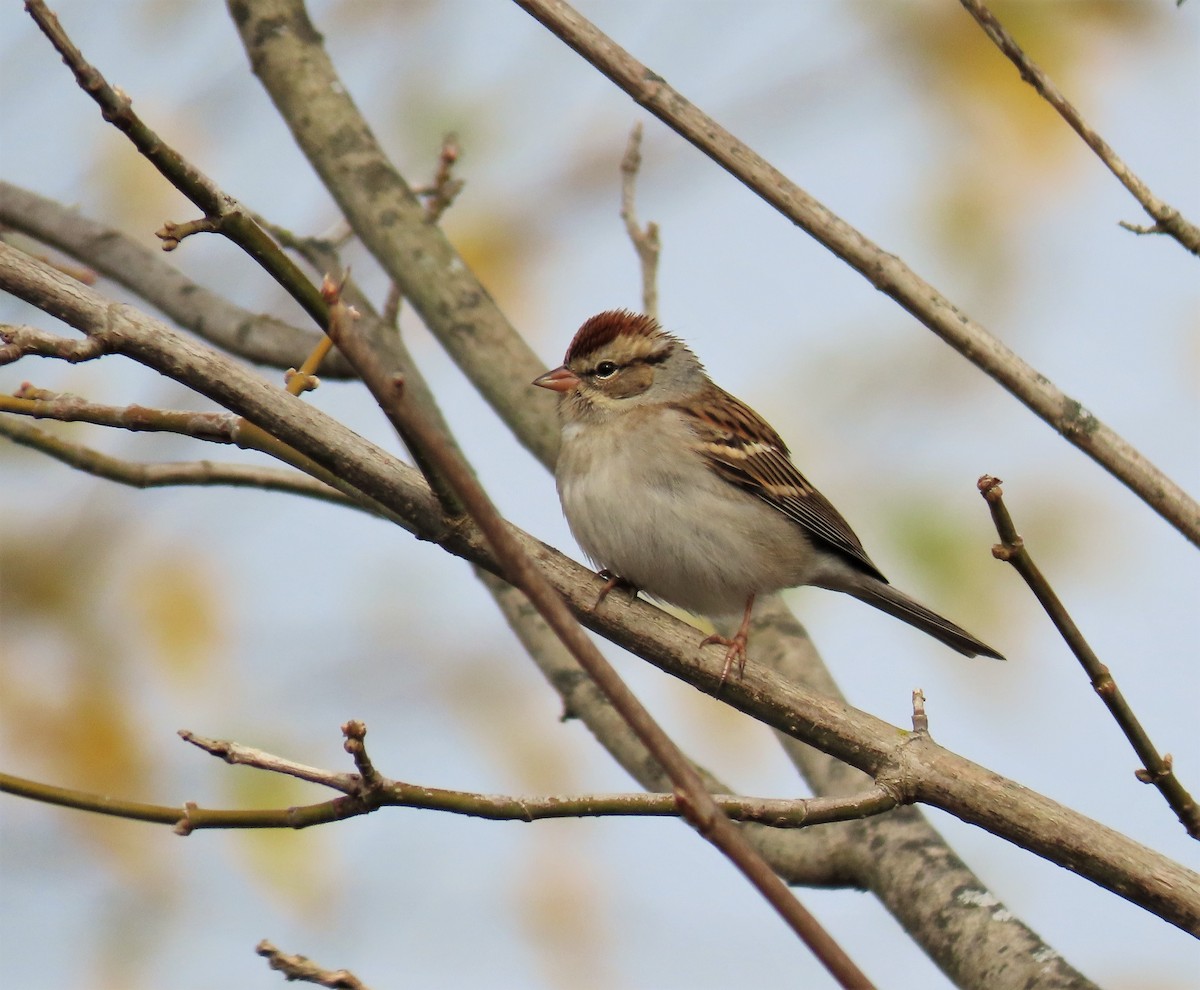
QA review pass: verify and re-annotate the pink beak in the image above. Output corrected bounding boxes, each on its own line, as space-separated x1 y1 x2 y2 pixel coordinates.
532 366 580 393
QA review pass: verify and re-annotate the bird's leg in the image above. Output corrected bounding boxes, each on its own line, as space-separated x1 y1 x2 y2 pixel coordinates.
593 569 638 610
700 594 756 687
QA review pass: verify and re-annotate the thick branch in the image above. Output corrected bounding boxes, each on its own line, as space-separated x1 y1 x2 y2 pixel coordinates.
225 0 559 467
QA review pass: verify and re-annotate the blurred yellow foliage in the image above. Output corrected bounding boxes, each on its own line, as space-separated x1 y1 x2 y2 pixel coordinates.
225 764 338 918
127 550 224 682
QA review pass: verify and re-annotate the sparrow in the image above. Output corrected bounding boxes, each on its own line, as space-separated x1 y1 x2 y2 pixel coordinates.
534 309 1003 682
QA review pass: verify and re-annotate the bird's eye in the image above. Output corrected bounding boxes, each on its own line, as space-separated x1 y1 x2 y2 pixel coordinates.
594 361 618 379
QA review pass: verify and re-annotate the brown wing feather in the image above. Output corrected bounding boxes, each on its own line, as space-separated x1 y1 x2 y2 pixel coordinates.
679 386 888 582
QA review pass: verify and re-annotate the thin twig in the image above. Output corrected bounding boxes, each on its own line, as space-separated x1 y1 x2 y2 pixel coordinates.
959 0 1200 255
1 727 896 834
0 386 243 441
980 476 1199 839
0 413 359 508
509 0 1200 548
257 941 370 990
413 133 465 224
382 134 466 325
0 323 105 364
321 283 875 986
24 0 332 329
619 123 660 319
0 381 409 529
0 183 355 376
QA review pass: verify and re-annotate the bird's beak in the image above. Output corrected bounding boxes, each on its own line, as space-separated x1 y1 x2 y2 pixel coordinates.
532 366 580 393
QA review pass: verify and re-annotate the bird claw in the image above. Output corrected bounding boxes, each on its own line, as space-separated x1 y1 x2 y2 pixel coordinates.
593 569 638 610
700 631 749 689
700 594 756 690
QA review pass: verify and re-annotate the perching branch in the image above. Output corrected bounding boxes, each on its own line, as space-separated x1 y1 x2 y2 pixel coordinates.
958 0 1200 255
980 476 1200 840
508 0 1200 549
319 279 875 986
2 244 1196 937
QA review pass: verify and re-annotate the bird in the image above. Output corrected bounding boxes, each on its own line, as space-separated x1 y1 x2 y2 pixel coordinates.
533 309 1004 683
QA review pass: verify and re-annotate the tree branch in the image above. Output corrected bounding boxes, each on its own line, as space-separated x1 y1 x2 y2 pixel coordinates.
320 280 874 985
618 123 660 319
24 0 333 335
257 940 369 990
1 243 1195 937
1 727 897 833
958 0 1200 255
0 413 357 506
981 476 1199 839
226 0 560 467
508 0 1200 548
0 183 353 376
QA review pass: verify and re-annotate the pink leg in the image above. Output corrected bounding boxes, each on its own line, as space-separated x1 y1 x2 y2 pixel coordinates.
700 594 756 687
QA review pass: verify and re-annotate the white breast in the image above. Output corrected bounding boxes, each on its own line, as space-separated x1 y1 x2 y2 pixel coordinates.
555 412 816 618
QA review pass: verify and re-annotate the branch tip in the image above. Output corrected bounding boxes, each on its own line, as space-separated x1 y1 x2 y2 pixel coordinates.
911 689 929 735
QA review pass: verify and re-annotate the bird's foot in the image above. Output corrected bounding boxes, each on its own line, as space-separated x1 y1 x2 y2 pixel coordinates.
593 569 638 610
700 594 757 690
699 630 749 689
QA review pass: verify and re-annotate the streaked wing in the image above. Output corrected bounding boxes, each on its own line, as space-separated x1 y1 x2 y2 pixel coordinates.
679 387 887 582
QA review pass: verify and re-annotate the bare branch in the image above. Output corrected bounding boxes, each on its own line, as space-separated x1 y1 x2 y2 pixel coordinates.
619 123 660 318
257 941 370 990
0 183 355 376
413 133 465 224
0 322 106 364
508 0 1200 548
0 414 359 507
1 385 243 441
1 724 894 836
959 0 1200 256
320 280 874 985
25 0 332 332
2 244 1196 934
980 476 1200 839
227 0 559 467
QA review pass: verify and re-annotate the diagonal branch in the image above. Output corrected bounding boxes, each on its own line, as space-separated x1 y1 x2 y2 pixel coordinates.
257 940 369 990
959 0 1200 255
320 281 874 985
981 476 1199 839
508 0 1200 549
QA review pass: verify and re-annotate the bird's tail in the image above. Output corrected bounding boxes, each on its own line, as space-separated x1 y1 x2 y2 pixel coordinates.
842 579 1005 660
